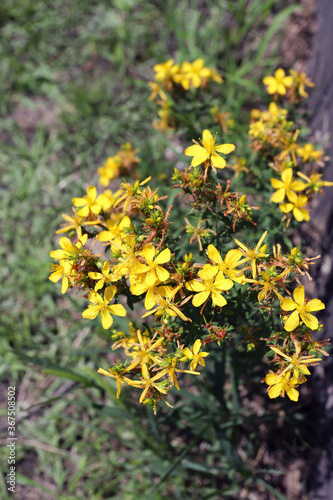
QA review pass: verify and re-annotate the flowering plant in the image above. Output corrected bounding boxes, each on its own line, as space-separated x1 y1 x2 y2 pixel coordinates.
50 64 330 412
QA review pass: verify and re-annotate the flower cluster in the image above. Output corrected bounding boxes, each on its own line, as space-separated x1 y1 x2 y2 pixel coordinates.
148 58 223 130
263 68 315 100
50 125 328 409
97 142 140 187
249 69 331 224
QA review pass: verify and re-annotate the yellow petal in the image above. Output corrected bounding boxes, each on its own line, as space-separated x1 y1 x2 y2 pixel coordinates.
145 270 158 287
184 144 206 157
265 373 280 386
109 304 127 317
192 291 210 307
105 285 117 302
277 83 286 95
202 130 214 149
271 178 284 189
280 297 296 312
61 276 69 294
286 190 298 204
186 280 206 292
280 203 293 214
293 286 304 306
207 244 223 264
211 292 227 307
281 168 293 184
211 152 226 169
86 185 97 200
299 364 311 375
263 76 276 86
268 384 282 399
155 266 169 282
181 347 194 359
82 306 99 320
305 298 325 312
290 180 306 192
193 339 202 354
98 230 114 242
271 188 285 203
293 207 305 222
145 291 158 310
142 244 156 263
155 248 171 265
284 310 300 332
286 387 299 402
101 309 113 329
283 76 293 88
214 276 233 291
198 265 218 280
300 311 318 330
191 150 210 167
130 282 148 295
72 197 86 207
215 143 235 154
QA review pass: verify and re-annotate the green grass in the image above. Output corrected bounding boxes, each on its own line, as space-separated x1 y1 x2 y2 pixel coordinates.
1 0 304 498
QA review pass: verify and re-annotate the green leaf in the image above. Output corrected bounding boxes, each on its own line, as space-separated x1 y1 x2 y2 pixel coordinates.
17 353 94 385
255 5 302 64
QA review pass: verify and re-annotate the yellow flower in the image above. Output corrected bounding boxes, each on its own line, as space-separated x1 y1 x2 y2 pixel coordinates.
140 244 171 286
49 260 71 294
156 358 200 391
177 58 211 89
148 81 167 101
88 260 113 291
130 276 172 311
114 177 151 211
185 218 216 252
97 156 121 186
97 188 122 211
153 59 179 82
185 130 235 169
245 269 288 303
296 143 323 163
49 234 88 262
56 210 100 239
112 236 148 277
229 156 249 178
180 339 209 371
97 366 133 399
82 286 126 329
290 69 315 98
98 216 132 243
280 194 310 222
142 285 190 322
126 332 165 379
72 186 103 217
129 370 168 404
270 168 305 203
248 120 265 138
263 102 288 123
265 372 301 402
279 129 300 166
298 171 333 194
270 344 322 379
199 245 245 283
280 285 325 331
186 272 233 308
263 68 293 95
234 231 268 279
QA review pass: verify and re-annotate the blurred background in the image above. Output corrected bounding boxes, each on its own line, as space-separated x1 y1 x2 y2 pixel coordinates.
1 0 332 498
